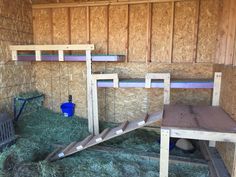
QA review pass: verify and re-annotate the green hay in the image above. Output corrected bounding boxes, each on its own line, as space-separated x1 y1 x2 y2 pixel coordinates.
0 107 209 177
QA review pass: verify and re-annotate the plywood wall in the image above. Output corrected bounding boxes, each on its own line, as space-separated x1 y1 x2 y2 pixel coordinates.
214 64 236 177
0 0 35 113
215 0 236 66
32 0 219 121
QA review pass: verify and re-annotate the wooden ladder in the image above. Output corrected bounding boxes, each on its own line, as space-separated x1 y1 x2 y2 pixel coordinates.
46 111 163 161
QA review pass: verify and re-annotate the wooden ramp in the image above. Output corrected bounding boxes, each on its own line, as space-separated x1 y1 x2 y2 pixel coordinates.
47 111 163 161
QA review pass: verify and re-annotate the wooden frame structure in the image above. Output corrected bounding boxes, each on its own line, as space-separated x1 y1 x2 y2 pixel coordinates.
89 72 170 135
91 74 119 135
10 44 94 61
159 72 236 177
10 44 95 133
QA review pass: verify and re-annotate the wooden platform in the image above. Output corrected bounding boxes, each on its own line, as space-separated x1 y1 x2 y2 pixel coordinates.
17 54 125 62
159 104 236 177
97 79 213 89
162 105 236 133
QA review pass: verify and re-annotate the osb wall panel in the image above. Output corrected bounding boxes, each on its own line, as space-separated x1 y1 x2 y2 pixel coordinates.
129 4 148 62
0 0 35 113
108 5 128 55
173 1 196 63
214 64 236 176
151 2 172 63
197 0 219 63
90 6 108 54
70 7 87 44
32 1 219 122
52 8 70 44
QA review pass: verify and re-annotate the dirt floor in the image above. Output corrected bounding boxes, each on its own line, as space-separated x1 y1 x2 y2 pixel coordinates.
0 93 210 177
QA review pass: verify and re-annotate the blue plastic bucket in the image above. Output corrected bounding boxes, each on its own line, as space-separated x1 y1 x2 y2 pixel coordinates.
60 102 75 117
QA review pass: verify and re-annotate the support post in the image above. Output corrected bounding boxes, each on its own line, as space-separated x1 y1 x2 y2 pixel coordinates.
35 50 42 61
160 128 170 177
232 144 236 177
210 72 222 147
91 73 119 135
145 73 170 104
12 50 18 61
86 50 94 134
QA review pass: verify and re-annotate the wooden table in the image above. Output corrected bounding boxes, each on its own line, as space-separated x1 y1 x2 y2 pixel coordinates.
160 105 236 177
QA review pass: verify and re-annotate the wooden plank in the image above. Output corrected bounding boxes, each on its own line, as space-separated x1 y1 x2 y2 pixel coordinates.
126 5 130 62
10 44 94 51
86 49 93 134
193 0 200 63
35 50 42 61
58 50 64 61
212 72 222 106
146 3 152 63
225 0 236 65
159 128 170 177
116 121 129 135
53 111 163 159
86 7 90 43
169 1 175 63
232 144 236 177
12 51 17 61
92 78 99 135
169 128 236 143
33 0 195 9
95 128 110 143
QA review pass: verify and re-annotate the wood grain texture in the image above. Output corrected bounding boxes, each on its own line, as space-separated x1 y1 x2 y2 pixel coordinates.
151 2 172 63
70 7 87 44
172 1 196 63
90 6 107 54
52 8 70 44
129 4 148 62
108 5 128 55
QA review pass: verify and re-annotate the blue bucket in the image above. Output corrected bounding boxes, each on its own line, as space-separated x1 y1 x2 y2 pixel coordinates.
60 102 75 117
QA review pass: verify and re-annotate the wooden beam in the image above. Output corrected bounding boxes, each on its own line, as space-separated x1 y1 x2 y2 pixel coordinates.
159 128 170 177
146 3 152 63
126 4 130 63
212 72 222 106
169 1 175 63
95 128 110 143
35 50 42 61
193 0 200 63
86 50 94 134
10 44 94 51
33 0 195 9
86 7 90 43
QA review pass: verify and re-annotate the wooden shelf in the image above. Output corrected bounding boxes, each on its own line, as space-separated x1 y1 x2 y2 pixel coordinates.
17 54 125 62
97 79 214 89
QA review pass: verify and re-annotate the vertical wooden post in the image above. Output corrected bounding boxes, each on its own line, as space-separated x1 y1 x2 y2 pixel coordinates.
232 144 236 177
58 50 64 61
193 0 200 63
126 5 130 63
12 51 18 61
86 7 90 43
92 78 99 135
86 50 93 134
146 3 152 63
160 128 170 177
35 50 42 61
212 72 222 106
163 74 170 105
169 1 175 63
209 72 222 147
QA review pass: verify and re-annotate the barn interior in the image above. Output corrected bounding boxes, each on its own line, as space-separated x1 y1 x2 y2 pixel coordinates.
0 0 236 176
